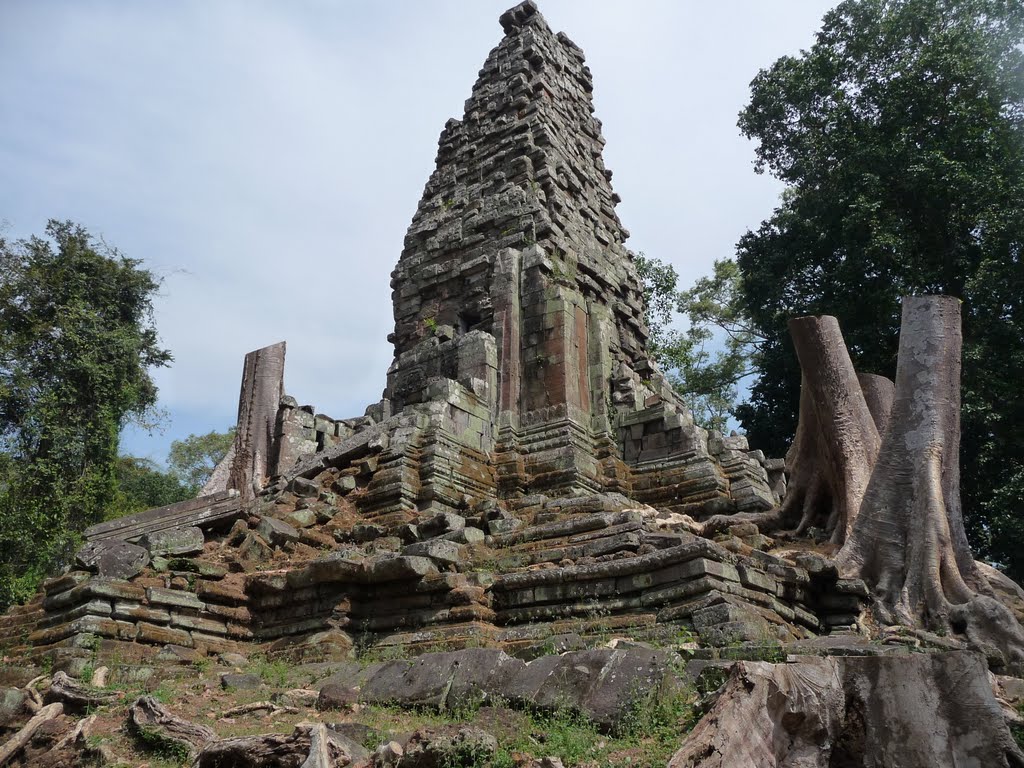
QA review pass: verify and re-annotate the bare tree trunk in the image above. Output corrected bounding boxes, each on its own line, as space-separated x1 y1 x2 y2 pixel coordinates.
0 703 63 766
788 315 880 545
128 696 215 760
838 296 1024 661
704 318 880 543
703 379 824 538
775 378 827 535
857 372 895 436
670 653 1024 767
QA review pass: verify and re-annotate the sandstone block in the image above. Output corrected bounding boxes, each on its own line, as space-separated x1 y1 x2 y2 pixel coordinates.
146 587 204 611
402 540 465 566
221 673 263 691
139 526 205 557
258 516 300 547
113 601 171 624
136 621 192 647
74 540 150 579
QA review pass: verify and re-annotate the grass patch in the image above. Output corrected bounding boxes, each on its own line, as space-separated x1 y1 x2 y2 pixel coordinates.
132 724 190 766
351 682 698 768
250 656 291 687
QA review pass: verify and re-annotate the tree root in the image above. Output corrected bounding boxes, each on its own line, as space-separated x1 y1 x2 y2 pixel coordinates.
837 297 1024 661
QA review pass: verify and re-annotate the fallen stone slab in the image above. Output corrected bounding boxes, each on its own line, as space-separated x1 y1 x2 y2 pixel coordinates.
139 526 205 557
82 489 243 543
0 687 26 727
257 516 300 547
358 646 677 732
401 539 465 566
74 539 150 579
360 649 525 710
221 673 263 691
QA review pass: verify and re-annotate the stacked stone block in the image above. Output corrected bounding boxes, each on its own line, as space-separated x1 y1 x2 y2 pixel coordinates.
25 571 249 660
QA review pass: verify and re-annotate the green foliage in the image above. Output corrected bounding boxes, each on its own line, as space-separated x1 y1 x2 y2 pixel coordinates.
107 456 194 519
635 253 760 431
167 427 234 493
735 0 1024 577
0 220 170 607
133 723 190 765
250 656 291 687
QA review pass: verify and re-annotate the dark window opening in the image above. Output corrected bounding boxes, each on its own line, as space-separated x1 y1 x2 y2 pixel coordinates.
458 311 481 335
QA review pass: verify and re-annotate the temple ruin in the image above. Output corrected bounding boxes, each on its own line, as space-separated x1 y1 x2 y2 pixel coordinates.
3 3 1024 766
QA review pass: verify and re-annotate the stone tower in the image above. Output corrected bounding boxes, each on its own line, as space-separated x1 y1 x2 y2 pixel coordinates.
381 0 778 513
204 1 780 526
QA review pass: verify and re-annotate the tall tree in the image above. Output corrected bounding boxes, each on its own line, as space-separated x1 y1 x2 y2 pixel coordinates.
635 254 760 432
109 456 194 519
167 428 235 494
0 220 171 606
735 0 1024 577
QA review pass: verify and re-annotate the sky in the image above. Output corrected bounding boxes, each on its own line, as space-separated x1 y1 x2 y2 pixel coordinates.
0 0 837 464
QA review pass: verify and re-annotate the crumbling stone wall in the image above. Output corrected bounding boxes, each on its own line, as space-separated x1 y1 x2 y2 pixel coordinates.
0 1 817 672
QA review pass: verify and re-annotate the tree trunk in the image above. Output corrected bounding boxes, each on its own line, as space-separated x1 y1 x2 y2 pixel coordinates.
774 377 827 535
45 671 118 711
857 372 895 436
703 318 880 543
190 725 365 768
670 652 1024 767
128 695 216 760
787 315 880 545
837 296 1024 661
0 702 63 767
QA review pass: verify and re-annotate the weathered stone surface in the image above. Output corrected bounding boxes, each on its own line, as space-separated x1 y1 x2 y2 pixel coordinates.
258 516 299 547
139 526 205 557
442 527 485 545
361 649 525 710
221 673 263 691
137 621 192 647
238 531 272 563
289 476 319 498
401 540 465 566
418 513 466 539
83 490 243 544
358 647 673 731
366 556 438 583
317 682 358 711
395 726 498 768
284 508 318 528
74 540 150 579
0 687 26 727
146 587 204 611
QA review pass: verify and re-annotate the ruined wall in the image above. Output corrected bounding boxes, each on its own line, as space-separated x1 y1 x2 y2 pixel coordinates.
0 2 804 671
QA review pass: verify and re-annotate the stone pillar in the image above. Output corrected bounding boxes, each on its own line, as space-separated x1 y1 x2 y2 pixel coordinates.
492 247 523 430
226 342 286 502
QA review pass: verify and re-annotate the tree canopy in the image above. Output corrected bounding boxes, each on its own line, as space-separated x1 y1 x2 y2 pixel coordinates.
0 220 171 605
635 254 759 432
168 428 235 493
734 0 1024 576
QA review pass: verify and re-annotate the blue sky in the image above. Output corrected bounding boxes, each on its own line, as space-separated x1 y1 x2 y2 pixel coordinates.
0 0 836 463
